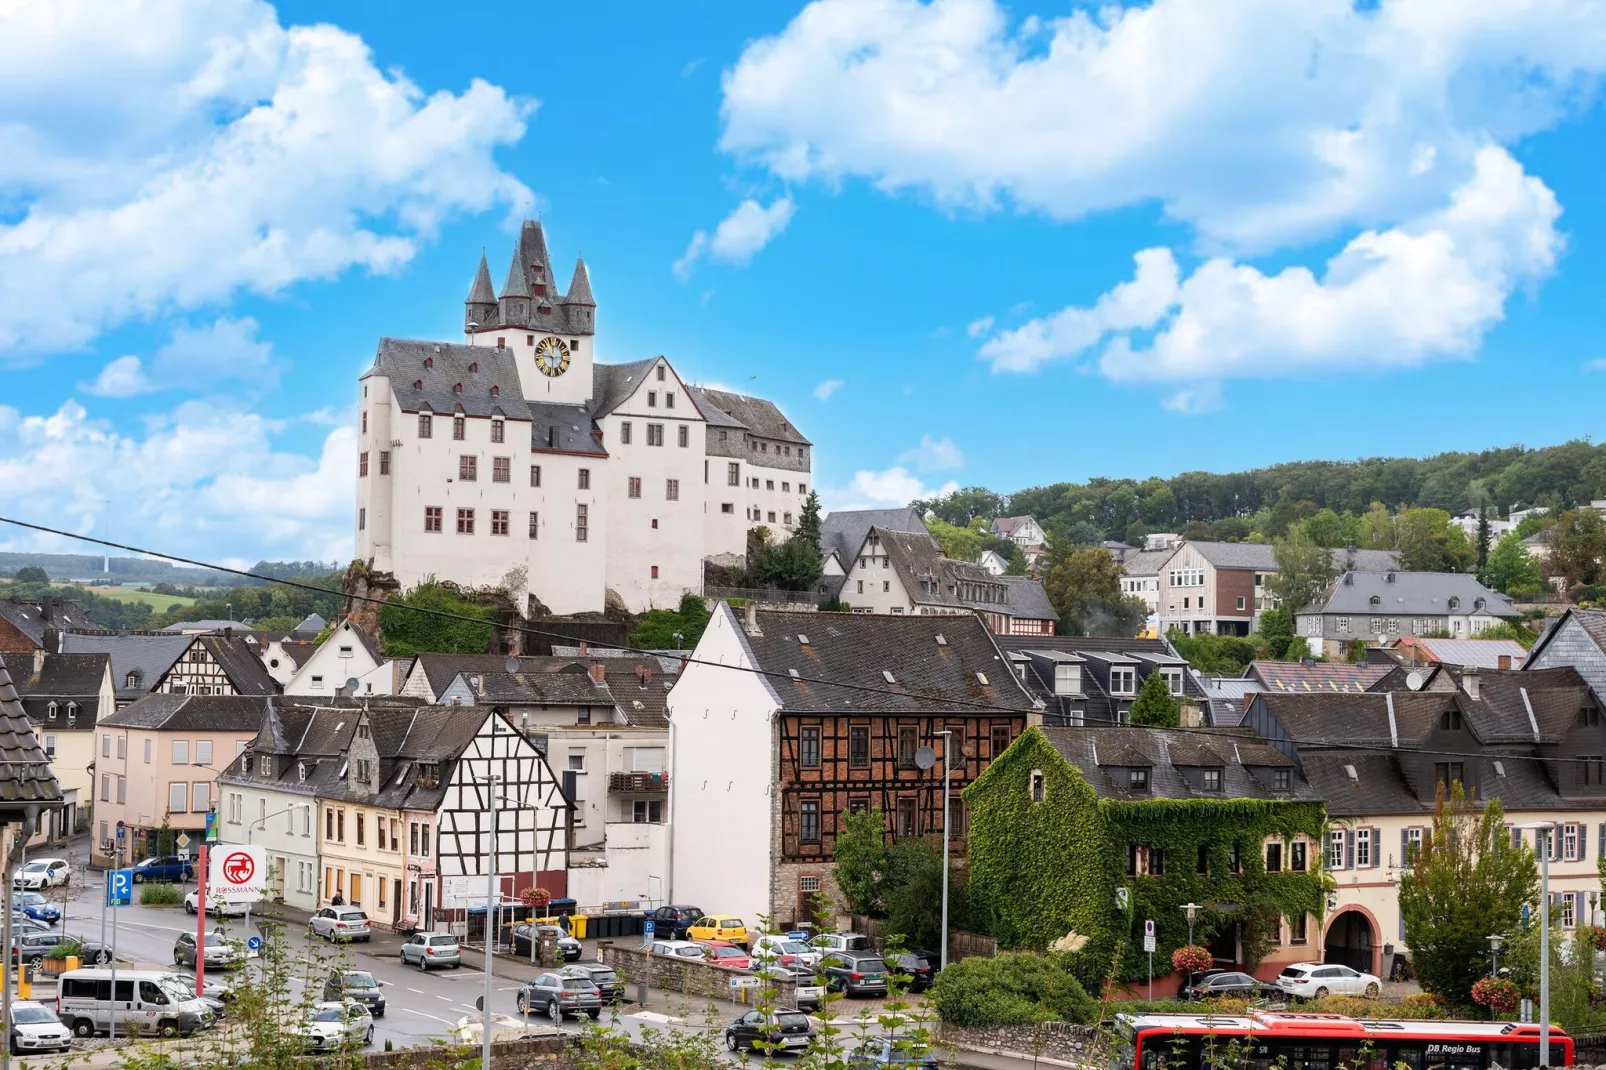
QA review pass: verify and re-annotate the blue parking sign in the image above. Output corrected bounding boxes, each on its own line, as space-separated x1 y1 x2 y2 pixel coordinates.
107 869 132 908
643 920 655 941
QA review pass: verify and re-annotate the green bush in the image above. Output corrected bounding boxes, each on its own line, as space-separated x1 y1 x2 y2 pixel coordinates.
140 883 183 906
930 952 1097 1027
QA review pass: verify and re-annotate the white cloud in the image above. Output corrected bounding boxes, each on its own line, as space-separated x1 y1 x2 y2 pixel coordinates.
965 316 994 338
83 356 152 398
899 434 964 471
812 378 844 400
674 197 797 279
0 397 355 563
980 147 1562 397
1585 359 1606 373
720 0 1605 252
1160 382 1224 414
0 0 534 356
824 466 959 511
80 315 277 397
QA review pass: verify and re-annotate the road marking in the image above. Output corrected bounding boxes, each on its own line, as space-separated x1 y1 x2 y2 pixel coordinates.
405 988 424 995
435 995 454 1002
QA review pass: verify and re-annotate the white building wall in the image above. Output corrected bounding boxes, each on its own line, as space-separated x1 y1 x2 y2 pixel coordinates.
568 822 668 908
465 328 596 408
284 622 383 696
215 782 320 910
743 459 810 537
840 538 915 614
668 604 780 925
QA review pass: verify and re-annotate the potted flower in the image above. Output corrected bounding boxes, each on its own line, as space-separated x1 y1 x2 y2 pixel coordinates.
518 886 552 921
1172 945 1214 974
1580 924 1606 952
1471 976 1521 1017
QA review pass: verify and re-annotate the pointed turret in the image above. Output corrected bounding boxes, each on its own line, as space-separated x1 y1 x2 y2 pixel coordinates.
498 236 530 327
563 254 596 336
464 253 496 332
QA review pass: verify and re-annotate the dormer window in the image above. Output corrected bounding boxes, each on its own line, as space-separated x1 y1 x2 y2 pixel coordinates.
46 703 57 720
1128 768 1150 792
262 756 274 779
241 755 252 775
66 702 78 721
413 379 423 389
452 383 463 394
468 361 478 373
1441 709 1462 731
490 385 500 397
1474 597 1486 612
1273 768 1291 791
1369 595 1381 607
1448 597 1461 610
423 357 433 369
1201 768 1223 792
298 761 307 782
126 671 141 689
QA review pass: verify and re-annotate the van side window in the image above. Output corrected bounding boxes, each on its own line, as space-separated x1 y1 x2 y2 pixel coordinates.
114 980 134 1001
139 981 168 1004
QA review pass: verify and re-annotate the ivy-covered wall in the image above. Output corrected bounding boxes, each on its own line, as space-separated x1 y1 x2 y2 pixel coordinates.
964 727 1328 984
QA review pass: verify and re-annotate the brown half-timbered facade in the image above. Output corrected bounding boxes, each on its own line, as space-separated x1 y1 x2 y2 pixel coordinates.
155 633 277 697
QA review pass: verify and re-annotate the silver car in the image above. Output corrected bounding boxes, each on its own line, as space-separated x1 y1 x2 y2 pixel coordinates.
399 931 461 970
309 906 372 943
292 1000 373 1052
173 930 244 970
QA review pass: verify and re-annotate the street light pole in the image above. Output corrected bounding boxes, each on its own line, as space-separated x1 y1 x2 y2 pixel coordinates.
1517 821 1555 1063
1181 903 1202 947
936 731 952 972
1488 934 1504 977
482 773 501 1068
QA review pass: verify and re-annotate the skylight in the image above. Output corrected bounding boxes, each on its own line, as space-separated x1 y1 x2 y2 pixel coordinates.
976 672 989 685
882 670 896 684
1493 761 1506 777
788 669 800 679
797 634 810 645
935 634 947 646
1344 764 1358 781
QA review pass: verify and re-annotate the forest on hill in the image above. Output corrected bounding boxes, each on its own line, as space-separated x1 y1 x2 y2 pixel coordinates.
915 439 1606 546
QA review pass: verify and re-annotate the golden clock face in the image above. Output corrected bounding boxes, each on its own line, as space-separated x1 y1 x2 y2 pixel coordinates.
534 335 571 377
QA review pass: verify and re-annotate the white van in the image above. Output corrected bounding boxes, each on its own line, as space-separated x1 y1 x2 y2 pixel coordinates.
57 969 214 1038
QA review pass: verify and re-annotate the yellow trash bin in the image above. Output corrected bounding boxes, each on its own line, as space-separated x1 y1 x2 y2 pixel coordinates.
569 915 587 940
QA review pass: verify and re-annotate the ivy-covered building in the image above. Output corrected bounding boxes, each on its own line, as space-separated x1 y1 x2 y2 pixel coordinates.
964 724 1326 994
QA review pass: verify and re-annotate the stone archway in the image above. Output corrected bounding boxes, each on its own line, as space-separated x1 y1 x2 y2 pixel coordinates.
1323 907 1378 975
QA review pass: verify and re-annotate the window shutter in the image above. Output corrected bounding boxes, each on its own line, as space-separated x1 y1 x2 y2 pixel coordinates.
1599 824 1605 861
1580 824 1588 863
1371 827 1382 868
1344 830 1355 870
1401 828 1409 868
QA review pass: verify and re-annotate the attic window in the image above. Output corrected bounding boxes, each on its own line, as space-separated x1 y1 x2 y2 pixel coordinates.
468 362 478 373
1493 761 1506 777
126 670 142 688
539 305 552 315
1474 597 1486 611
298 762 307 782
1030 770 1046 804
452 383 463 394
1369 595 1381 607
424 357 433 369
882 670 896 684
1344 764 1359 781
491 385 500 397
976 672 990 686
1449 597 1461 610
413 379 423 390
797 634 810 645
935 634 947 646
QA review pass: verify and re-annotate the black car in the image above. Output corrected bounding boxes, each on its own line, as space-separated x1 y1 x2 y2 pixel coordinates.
823 951 889 997
725 1009 815 1055
322 970 387 1017
643 904 703 939
1183 970 1281 1001
512 923 581 961
887 951 936 992
848 1036 939 1068
561 963 624 1004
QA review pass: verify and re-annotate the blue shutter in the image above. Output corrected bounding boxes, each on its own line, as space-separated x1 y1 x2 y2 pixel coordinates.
1401 828 1410 868
1372 827 1382 868
1345 829 1355 869
1580 823 1588 863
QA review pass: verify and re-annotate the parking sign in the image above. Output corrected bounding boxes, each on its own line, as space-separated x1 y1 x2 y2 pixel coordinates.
107 869 132 908
643 920 655 941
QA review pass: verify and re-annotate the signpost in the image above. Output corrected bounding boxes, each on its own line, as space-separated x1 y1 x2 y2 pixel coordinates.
176 833 191 851
107 867 132 1042
643 920 655 942
1144 920 1156 998
209 845 266 968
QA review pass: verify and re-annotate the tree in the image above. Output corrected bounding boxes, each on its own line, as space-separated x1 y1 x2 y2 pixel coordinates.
912 486 1006 527
796 490 823 551
1168 629 1258 675
832 807 890 916
752 528 824 592
926 518 986 562
1042 546 1145 636
1258 606 1295 659
12 566 47 584
377 581 498 657
1547 508 1606 588
1476 506 1492 569
1398 784 1536 1003
1128 670 1180 727
1479 533 1543 595
629 594 711 649
1268 526 1335 613
1396 508 1475 572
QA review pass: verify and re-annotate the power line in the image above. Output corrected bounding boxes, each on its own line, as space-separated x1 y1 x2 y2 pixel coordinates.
0 513 1593 769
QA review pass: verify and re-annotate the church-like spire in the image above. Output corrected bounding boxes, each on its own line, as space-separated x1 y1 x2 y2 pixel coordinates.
564 256 596 307
499 239 530 298
466 253 496 305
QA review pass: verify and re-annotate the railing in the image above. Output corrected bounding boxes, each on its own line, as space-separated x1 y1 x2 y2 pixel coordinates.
700 585 821 605
608 771 670 792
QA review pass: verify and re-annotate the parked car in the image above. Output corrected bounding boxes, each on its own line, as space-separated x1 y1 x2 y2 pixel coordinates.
848 1036 939 1068
823 951 890 997
686 915 748 947
7 1000 71 1056
57 969 213 1038
184 889 247 917
751 934 821 969
292 1000 373 1052
814 932 874 955
15 892 59 925
9 931 70 965
886 951 936 992
129 857 191 884
173 930 246 970
13 859 70 891
400 931 461 970
322 970 386 1018
8 914 50 936
511 922 581 961
1184 970 1282 1001
1277 962 1382 999
517 971 602 1022
309 906 371 942
647 940 707 961
754 963 826 1010
562 963 624 1004
162 973 231 1019
725 1008 815 1054
697 940 753 970
643 904 704 939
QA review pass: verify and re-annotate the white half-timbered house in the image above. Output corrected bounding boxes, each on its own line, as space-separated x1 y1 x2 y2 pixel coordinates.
155 633 278 697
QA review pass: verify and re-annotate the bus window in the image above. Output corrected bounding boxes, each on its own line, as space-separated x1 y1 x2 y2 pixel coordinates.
1143 1034 1195 1070
1283 1045 1334 1070
1336 1044 1388 1070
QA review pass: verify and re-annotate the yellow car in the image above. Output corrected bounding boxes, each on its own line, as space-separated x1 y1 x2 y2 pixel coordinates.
686 916 748 947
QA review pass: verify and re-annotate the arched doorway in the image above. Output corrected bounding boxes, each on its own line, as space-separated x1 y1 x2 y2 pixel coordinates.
1323 909 1375 974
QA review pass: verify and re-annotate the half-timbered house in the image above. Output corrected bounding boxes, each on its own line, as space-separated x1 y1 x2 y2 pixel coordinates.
668 604 1039 929
154 632 277 697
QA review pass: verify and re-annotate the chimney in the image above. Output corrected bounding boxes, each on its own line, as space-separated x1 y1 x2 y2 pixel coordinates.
43 626 60 656
589 663 605 685
1386 571 1395 584
1463 670 1480 701
224 626 233 639
1342 571 1353 585
745 602 762 636
39 597 52 623
578 641 588 656
1498 654 1512 671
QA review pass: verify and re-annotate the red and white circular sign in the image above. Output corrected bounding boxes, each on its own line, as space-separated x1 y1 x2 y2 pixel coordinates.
221 851 255 885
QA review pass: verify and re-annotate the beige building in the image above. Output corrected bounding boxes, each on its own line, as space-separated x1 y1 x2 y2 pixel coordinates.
0 652 114 847
91 694 267 867
1243 667 1606 977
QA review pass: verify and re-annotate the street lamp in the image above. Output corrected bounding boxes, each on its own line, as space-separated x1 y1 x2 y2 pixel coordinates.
476 773 502 1070
1516 820 1556 1064
1181 903 1203 947
1488 934 1504 976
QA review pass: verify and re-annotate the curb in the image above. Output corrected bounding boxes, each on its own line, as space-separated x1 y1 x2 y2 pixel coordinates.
947 1045 1081 1069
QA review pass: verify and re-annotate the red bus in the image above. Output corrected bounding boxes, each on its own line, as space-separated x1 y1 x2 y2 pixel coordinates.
1111 1012 1573 1070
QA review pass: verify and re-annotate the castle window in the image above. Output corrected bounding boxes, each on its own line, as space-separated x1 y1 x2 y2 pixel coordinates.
379 452 390 474
572 339 582 352
578 468 591 490
425 506 442 532
423 357 433 369
452 382 462 394
456 508 474 534
418 413 432 438
413 379 422 389
678 425 689 448
538 305 551 315
490 510 509 536
620 421 632 444
528 511 539 539
468 362 478 373
453 416 465 440
527 335 534 346
490 385 500 398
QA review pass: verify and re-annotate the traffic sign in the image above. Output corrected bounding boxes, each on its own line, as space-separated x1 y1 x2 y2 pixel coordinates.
1144 919 1155 937
729 976 761 989
1143 935 1157 953
208 844 266 903
643 920 655 941
178 849 189 861
115 822 126 842
247 936 262 952
176 833 191 849
107 869 132 908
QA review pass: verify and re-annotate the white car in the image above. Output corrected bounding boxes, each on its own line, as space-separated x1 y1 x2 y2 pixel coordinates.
647 939 707 961
8 1000 71 1056
1277 962 1381 999
183 890 247 917
750 935 822 969
292 1001 373 1052
13 859 70 890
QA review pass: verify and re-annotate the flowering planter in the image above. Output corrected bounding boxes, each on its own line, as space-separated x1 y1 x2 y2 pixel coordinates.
1172 945 1214 974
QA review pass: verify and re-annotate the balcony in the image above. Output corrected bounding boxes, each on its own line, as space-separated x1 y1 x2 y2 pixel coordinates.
609 771 669 793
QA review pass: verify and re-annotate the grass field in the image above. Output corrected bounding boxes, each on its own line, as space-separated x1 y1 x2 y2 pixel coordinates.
93 586 197 612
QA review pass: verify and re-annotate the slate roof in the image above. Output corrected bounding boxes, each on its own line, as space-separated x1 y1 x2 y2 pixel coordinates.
738 607 1035 715
60 632 193 701
820 508 929 568
293 613 327 637
101 694 271 733
588 358 661 419
280 640 318 670
688 387 810 445
1526 607 1606 665
1248 661 1394 694
876 528 1009 613
999 576 1058 622
197 635 279 696
996 635 1204 726
467 254 496 305
1122 549 1178 578
1409 638 1529 669
452 669 613 707
0 660 62 814
159 620 263 634
1309 571 1516 617
0 653 107 698
1193 675 1267 727
0 599 98 646
1187 542 1399 572
991 517 1036 537
1038 726 1315 803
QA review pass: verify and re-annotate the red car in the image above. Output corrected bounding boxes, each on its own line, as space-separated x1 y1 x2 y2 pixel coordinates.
697 941 752 970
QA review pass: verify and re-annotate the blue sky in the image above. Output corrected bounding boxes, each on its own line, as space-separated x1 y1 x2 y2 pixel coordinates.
2 0 1605 566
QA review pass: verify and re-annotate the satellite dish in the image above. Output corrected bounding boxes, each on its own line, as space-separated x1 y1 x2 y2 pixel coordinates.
344 677 361 694
504 657 520 674
1405 670 1425 692
913 746 937 770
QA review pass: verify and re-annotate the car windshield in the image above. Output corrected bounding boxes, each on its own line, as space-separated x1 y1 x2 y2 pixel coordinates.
719 919 741 927
160 980 193 1003
203 933 231 946
884 1045 933 1063
711 947 741 958
536 926 562 936
312 1007 345 1023
858 958 887 973
19 894 43 905
11 1006 57 1025
781 941 810 954
589 969 617 983
342 972 377 989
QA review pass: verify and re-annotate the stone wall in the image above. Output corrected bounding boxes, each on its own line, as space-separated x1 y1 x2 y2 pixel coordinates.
352 1035 577 1069
597 942 797 1007
938 1021 1097 1064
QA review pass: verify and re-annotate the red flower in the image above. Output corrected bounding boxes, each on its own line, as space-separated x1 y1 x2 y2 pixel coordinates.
1471 976 1520 1016
1172 945 1214 973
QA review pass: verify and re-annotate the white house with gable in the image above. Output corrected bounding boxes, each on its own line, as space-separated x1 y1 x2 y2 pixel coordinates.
283 620 386 696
